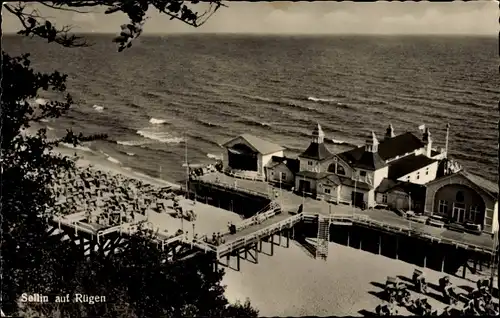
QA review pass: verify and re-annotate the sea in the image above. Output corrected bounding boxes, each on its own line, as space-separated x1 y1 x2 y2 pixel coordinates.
4 34 498 184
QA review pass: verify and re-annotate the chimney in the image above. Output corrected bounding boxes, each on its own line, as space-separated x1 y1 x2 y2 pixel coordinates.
365 131 379 153
311 123 325 144
422 127 432 157
384 123 395 139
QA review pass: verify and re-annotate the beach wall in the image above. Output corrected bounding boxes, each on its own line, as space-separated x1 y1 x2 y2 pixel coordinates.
188 180 271 218
294 220 495 277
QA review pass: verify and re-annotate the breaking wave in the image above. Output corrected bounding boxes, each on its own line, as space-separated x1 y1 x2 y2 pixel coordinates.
116 140 151 146
149 118 168 125
207 153 222 160
93 104 104 112
136 130 184 144
106 156 121 164
60 143 93 153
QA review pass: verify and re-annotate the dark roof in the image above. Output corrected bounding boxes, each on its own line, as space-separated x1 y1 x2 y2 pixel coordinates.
339 132 425 164
388 154 437 180
431 150 441 157
338 176 372 191
296 171 341 184
376 178 426 199
223 134 284 155
296 171 330 180
299 142 334 161
267 156 300 173
337 148 387 171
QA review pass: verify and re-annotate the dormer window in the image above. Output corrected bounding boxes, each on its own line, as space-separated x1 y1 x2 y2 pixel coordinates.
359 171 367 177
308 161 313 166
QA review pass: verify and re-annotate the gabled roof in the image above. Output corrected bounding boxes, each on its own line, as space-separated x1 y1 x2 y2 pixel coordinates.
376 178 426 198
461 171 498 197
223 134 284 155
296 171 341 185
388 154 437 180
427 170 499 199
337 148 387 171
338 176 372 191
266 156 300 173
339 132 425 164
299 142 334 161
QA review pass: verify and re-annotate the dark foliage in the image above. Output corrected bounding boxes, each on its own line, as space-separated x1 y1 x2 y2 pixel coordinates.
2 1 258 317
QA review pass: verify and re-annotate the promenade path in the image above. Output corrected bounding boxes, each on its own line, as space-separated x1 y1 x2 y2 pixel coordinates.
199 172 496 251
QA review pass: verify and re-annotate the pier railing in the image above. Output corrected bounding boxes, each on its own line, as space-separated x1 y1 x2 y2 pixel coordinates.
216 213 303 258
195 178 270 199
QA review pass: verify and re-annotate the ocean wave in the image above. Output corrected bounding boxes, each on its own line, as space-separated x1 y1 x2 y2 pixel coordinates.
107 156 121 164
137 130 184 144
46 126 54 131
307 96 337 103
116 140 151 146
207 153 222 160
149 118 168 125
196 119 223 128
40 119 50 123
236 118 274 129
306 96 351 109
60 142 93 153
93 104 104 112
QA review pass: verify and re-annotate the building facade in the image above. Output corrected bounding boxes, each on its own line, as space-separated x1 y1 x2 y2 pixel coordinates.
424 171 499 234
223 134 284 180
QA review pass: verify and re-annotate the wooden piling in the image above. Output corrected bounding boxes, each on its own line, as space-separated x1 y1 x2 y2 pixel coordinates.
236 251 240 271
255 243 259 263
259 240 262 252
270 235 274 256
286 229 290 248
278 231 282 246
395 236 399 260
359 239 362 250
244 247 248 260
226 254 230 267
423 254 427 268
347 231 350 247
441 255 445 272
378 235 382 255
462 262 466 279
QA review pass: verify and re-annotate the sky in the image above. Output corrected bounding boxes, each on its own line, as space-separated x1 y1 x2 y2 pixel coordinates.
2 1 498 35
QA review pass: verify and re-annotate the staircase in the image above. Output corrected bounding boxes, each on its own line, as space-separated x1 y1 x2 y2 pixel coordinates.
316 216 330 260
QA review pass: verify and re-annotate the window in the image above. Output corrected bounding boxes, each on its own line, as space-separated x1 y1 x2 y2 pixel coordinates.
406 176 410 181
359 170 367 177
425 167 429 175
324 188 331 194
281 172 286 180
456 191 464 202
271 171 274 175
438 200 448 215
416 172 420 180
336 165 346 176
308 161 313 166
382 194 388 204
468 206 480 223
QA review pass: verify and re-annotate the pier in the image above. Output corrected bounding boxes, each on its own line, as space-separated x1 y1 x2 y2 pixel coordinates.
49 171 497 280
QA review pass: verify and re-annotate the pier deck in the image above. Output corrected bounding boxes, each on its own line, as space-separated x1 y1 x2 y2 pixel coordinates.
198 172 496 252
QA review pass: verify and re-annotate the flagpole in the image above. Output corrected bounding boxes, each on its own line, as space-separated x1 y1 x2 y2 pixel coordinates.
445 123 450 158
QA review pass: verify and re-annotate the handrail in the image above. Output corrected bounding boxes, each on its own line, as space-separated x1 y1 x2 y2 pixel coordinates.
195 178 270 199
217 213 303 256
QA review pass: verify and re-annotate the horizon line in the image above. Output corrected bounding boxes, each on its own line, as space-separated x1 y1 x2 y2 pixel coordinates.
3 32 496 37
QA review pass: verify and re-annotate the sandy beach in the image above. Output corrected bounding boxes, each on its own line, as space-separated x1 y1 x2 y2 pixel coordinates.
222 240 495 316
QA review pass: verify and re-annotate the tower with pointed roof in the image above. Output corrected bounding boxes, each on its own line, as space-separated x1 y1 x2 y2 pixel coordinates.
298 123 334 172
365 131 379 153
